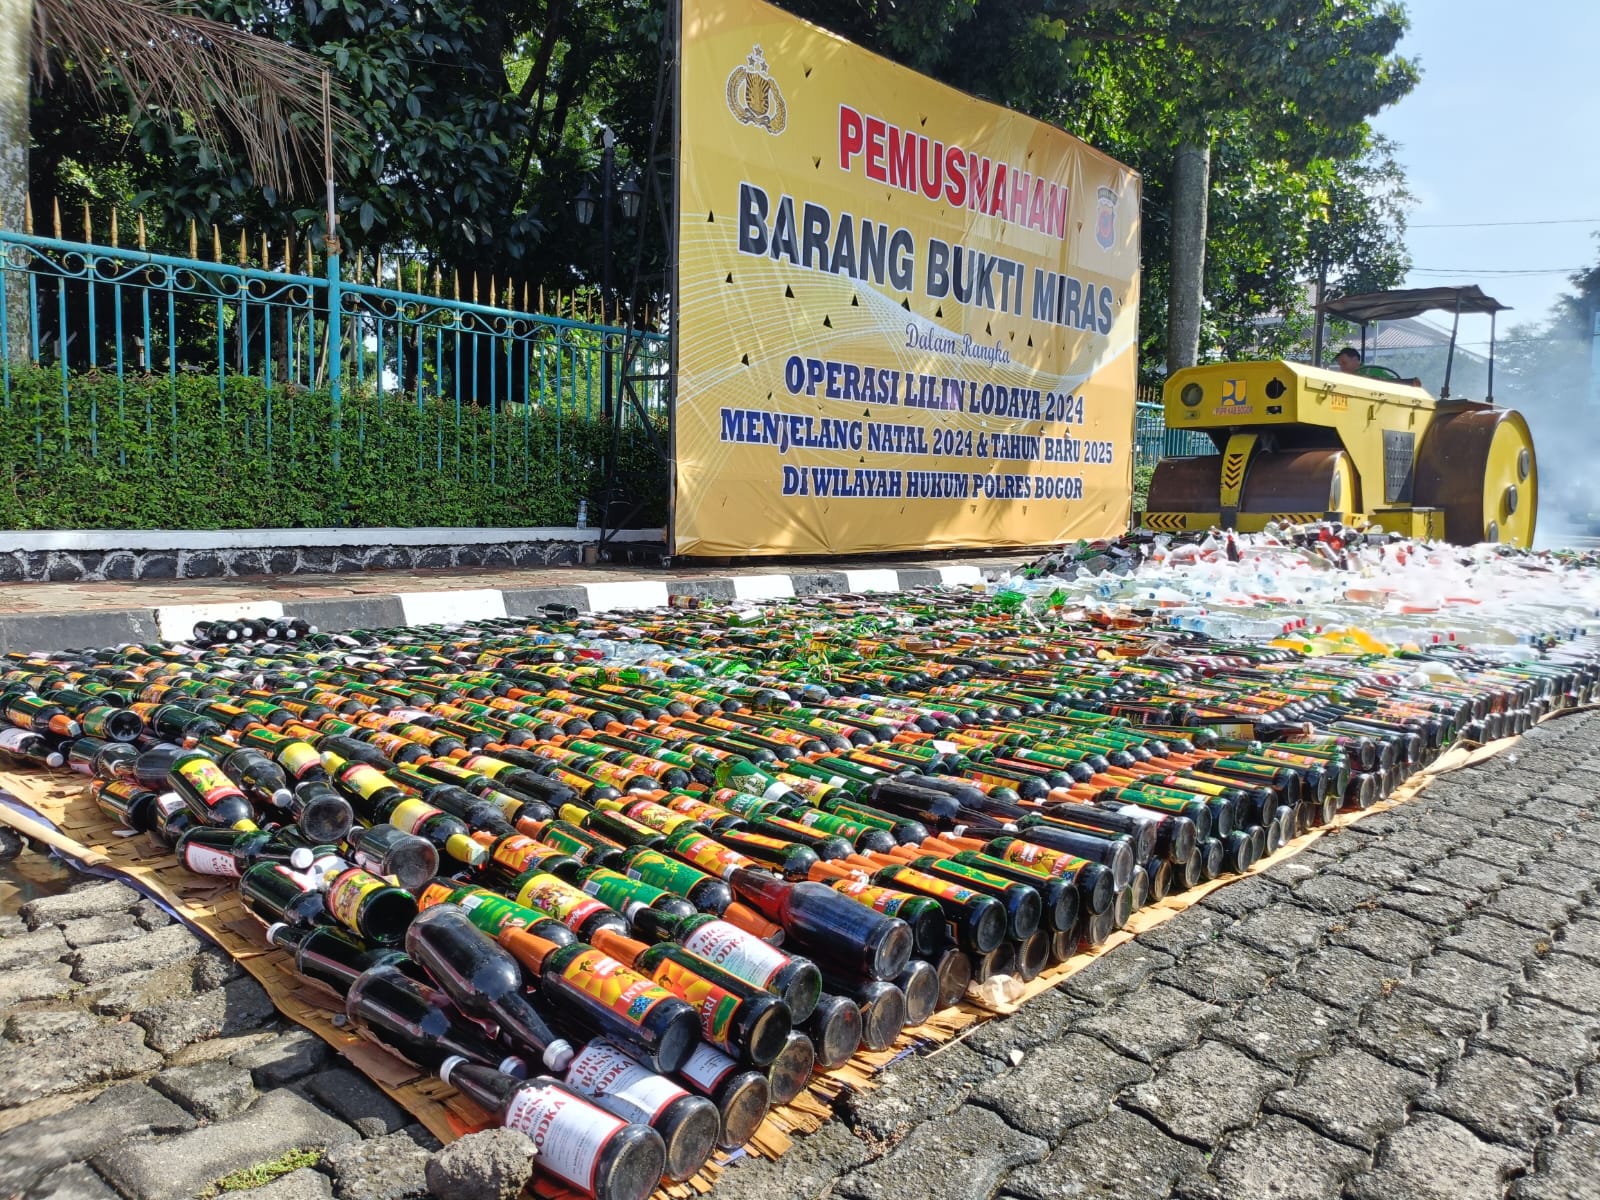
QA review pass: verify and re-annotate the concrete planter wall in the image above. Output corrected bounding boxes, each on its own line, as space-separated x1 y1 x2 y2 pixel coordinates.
0 527 664 583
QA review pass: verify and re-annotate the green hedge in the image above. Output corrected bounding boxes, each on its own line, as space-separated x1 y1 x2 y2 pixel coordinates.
1133 462 1154 513
0 366 668 529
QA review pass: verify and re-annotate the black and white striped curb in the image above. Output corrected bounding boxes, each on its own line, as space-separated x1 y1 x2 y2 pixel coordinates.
0 565 1002 653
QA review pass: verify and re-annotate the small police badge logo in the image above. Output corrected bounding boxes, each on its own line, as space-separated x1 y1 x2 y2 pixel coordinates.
726 45 787 135
1096 185 1118 250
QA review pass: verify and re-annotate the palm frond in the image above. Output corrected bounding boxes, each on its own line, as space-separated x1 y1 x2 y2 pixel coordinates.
33 0 356 194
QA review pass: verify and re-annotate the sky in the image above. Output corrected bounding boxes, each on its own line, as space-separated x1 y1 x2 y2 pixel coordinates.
1371 0 1600 338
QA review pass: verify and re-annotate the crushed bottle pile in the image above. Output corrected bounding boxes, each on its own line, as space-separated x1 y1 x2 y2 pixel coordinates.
0 578 1597 1200
1016 523 1600 651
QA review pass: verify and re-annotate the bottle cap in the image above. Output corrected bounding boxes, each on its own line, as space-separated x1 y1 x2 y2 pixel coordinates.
438 1054 467 1085
288 847 315 871
499 1055 529 1079
544 1040 576 1073
264 922 289 943
270 788 293 808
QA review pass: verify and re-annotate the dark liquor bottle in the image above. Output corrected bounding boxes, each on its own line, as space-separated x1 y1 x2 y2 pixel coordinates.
802 992 864 1069
765 1031 816 1106
572 865 698 921
130 743 187 790
238 860 325 929
587 928 792 1067
903 856 1042 941
497 928 701 1075
175 826 277 877
413 882 578 948
3 693 81 738
288 781 356 844
828 978 905 1052
511 873 631 941
64 737 136 778
347 965 527 1077
89 777 163 833
1009 820 1135 890
167 749 258 828
560 1038 720 1183
403 904 575 1071
893 958 941 1028
0 727 65 769
615 846 733 915
945 851 1081 933
439 1058 666 1200
344 823 439 891
214 745 295 810
726 869 913 983
627 907 823 1023
864 864 1006 955
704 829 820 881
322 865 419 945
267 922 410 996
815 874 946 957
670 1042 772 1151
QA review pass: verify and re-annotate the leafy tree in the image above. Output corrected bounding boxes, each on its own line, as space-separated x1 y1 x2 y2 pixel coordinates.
778 0 1418 373
23 0 1418 375
28 0 667 301
6 0 342 358
1196 133 1413 362
1061 0 1417 373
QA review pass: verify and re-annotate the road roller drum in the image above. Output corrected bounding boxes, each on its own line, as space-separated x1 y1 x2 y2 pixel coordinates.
1413 405 1537 547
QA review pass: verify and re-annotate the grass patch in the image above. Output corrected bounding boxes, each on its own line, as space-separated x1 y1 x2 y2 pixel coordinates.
202 1148 323 1196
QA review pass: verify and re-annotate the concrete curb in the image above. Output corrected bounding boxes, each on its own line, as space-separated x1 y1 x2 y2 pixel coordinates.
1 565 999 653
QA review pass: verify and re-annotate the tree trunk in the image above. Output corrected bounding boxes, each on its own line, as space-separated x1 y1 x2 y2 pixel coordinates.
1165 139 1210 375
0 0 29 362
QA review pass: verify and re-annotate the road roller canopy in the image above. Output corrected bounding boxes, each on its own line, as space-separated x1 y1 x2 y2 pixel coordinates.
1316 285 1511 403
1319 286 1510 323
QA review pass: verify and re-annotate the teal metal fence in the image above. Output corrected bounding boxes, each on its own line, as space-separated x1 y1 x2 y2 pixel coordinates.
1135 398 1214 466
0 224 669 474
0 221 1211 516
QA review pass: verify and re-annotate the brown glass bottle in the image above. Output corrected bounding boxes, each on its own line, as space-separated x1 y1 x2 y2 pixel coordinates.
627 907 822 1023
727 868 913 984
440 1058 665 1200
587 928 792 1066
497 927 701 1075
561 1038 720 1182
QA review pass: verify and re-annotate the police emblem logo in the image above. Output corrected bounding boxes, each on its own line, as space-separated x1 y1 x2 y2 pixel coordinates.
726 45 787 135
1096 185 1118 250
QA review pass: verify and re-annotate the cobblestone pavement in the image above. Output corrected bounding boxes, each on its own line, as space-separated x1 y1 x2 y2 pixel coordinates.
2 714 1599 1199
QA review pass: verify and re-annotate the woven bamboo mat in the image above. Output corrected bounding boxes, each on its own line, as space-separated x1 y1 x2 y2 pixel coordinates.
0 730 1523 1198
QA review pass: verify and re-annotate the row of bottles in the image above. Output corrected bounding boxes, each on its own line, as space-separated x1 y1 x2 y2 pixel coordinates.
0 593 1592 1199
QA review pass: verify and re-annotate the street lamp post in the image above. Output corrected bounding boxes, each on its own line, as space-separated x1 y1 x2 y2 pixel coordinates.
574 128 642 425
573 128 645 534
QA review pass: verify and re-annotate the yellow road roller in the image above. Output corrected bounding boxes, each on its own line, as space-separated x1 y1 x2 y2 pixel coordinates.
1141 286 1537 546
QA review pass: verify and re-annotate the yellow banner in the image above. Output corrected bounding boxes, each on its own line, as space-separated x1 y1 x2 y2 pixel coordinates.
673 0 1140 557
